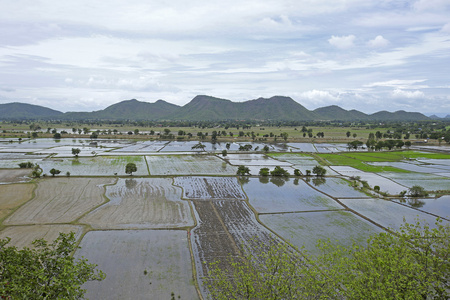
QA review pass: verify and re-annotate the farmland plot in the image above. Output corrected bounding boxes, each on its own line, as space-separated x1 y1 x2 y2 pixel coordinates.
268 153 317 165
381 172 450 191
146 155 237 175
4 178 114 225
0 225 84 249
0 183 34 219
340 198 445 230
225 153 292 166
174 177 246 200
288 143 317 152
111 140 168 153
393 195 450 219
306 177 370 198
0 169 32 184
191 199 277 297
241 177 343 213
0 158 43 169
331 166 408 195
260 211 383 254
76 230 199 300
369 161 450 173
38 156 149 176
37 145 114 157
80 178 193 229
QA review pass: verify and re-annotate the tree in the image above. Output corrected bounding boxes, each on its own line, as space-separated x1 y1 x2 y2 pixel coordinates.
206 218 450 299
50 168 61 177
270 166 290 177
236 165 250 176
222 150 227 157
346 131 351 138
192 142 206 151
294 169 301 176
0 232 105 299
259 167 270 176
72 148 81 157
18 162 34 168
31 164 43 178
125 162 137 176
263 145 270 152
53 133 61 139
312 165 326 177
409 185 428 197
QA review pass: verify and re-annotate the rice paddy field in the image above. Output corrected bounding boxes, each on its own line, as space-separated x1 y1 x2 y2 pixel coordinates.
0 139 449 299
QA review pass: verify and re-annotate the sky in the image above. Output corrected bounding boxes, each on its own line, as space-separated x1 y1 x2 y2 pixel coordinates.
0 0 450 116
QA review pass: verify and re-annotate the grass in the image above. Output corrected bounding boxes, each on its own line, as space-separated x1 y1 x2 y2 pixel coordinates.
317 153 411 173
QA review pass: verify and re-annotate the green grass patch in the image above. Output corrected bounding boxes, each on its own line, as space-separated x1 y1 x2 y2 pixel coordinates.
317 153 410 173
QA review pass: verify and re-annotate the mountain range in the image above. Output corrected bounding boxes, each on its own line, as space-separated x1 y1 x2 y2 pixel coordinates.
0 95 442 121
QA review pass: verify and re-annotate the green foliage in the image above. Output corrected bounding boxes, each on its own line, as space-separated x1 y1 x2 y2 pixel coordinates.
262 145 270 152
0 232 105 299
294 169 301 176
125 162 137 175
236 165 250 176
191 142 206 151
206 219 450 299
312 165 326 177
53 133 61 139
408 185 428 197
270 166 290 177
50 168 61 177
259 167 270 176
221 149 227 157
71 148 81 157
18 161 34 168
31 164 43 178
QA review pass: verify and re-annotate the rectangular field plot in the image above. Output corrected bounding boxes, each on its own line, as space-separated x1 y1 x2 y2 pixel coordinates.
260 211 383 254
146 155 237 175
381 172 450 191
38 156 149 176
331 166 408 195
80 178 193 229
0 169 32 184
4 178 114 225
287 143 317 152
340 199 445 230
306 177 370 198
174 177 246 200
393 195 450 219
37 145 114 157
0 158 44 169
76 230 199 300
225 153 292 166
191 200 276 298
0 183 34 219
268 153 317 165
0 225 84 249
242 177 343 213
370 161 450 173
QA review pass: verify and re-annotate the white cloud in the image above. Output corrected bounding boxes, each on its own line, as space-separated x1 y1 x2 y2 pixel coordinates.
365 79 427 89
392 89 425 99
441 23 450 33
328 35 355 49
300 90 338 101
367 35 389 48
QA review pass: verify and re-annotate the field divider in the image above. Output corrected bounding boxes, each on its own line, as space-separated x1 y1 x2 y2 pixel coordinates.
258 209 346 216
0 181 37 230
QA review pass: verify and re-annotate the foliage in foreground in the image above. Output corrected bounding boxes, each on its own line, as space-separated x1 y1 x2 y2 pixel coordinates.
206 219 450 299
0 232 105 299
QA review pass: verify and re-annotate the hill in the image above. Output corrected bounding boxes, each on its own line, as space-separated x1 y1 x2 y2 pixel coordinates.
314 105 369 121
64 99 180 120
168 95 318 120
369 110 429 121
0 102 63 120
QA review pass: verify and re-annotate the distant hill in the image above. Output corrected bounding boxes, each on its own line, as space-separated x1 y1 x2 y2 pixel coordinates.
64 99 180 120
314 105 369 121
168 95 318 120
0 102 63 120
369 110 429 121
0 96 434 121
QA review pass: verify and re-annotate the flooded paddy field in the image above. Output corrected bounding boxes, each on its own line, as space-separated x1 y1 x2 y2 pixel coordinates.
80 178 193 229
76 230 199 300
0 144 449 299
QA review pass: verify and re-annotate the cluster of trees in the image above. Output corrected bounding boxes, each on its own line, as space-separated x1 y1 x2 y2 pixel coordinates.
0 232 105 299
206 218 450 299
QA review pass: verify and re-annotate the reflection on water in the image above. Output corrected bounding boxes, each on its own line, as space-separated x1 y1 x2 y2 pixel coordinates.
270 177 289 187
259 176 269 184
312 177 326 187
239 176 250 185
125 179 137 189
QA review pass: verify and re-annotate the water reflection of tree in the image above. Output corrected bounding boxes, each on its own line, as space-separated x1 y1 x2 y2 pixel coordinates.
270 177 289 187
125 178 137 189
239 176 250 185
407 198 425 208
312 177 326 187
259 176 270 184
293 178 300 186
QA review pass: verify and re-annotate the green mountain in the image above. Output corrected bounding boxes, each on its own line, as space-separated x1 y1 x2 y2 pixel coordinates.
64 99 180 120
369 110 429 121
314 105 369 121
168 95 318 120
0 102 63 120
0 96 433 121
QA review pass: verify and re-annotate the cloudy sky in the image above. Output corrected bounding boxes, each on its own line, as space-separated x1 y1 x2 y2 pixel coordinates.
1 0 450 115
